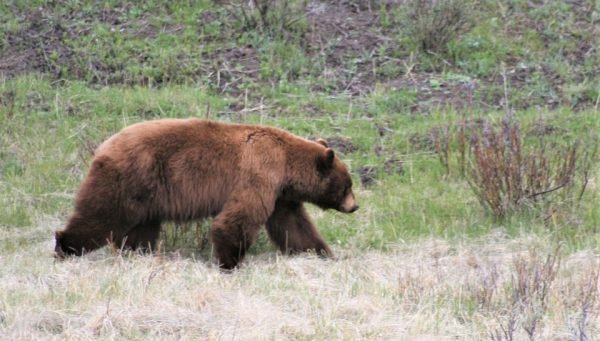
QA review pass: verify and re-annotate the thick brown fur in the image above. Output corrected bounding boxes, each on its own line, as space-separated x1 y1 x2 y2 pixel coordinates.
55 119 358 269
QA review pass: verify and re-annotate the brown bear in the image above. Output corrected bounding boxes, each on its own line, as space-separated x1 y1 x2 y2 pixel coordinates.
55 118 358 269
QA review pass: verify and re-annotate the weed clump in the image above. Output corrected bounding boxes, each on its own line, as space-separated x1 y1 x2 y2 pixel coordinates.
403 0 473 54
491 247 561 341
226 0 309 41
467 118 580 218
431 116 597 219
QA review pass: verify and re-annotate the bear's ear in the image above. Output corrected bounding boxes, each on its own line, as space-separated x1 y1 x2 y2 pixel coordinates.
317 148 335 172
316 139 329 148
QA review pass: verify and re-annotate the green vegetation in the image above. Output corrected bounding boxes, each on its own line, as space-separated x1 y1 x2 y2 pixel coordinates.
1 75 597 254
0 0 599 338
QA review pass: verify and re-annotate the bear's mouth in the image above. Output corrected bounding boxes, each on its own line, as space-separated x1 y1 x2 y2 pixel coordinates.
339 192 359 213
339 204 359 213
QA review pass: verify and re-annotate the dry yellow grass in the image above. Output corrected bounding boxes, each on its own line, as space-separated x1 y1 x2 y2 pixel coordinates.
1 218 598 340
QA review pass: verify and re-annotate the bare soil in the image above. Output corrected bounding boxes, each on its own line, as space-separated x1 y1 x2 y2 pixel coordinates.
0 1 596 109
0 9 74 79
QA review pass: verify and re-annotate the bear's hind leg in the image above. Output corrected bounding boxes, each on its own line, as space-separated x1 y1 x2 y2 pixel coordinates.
118 219 161 253
266 200 332 258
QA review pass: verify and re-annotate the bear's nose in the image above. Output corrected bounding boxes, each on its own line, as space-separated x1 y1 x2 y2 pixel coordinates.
348 205 359 213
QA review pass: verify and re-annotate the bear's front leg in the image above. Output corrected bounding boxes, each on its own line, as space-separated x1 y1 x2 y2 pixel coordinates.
266 200 333 258
211 212 263 270
210 194 275 270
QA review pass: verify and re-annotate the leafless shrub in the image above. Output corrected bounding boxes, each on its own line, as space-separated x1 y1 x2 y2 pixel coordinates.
403 0 473 54
431 113 597 219
491 247 561 341
569 264 600 341
431 125 452 175
514 248 560 339
466 118 588 218
490 311 517 341
430 116 485 177
577 141 598 202
471 263 499 310
226 0 308 40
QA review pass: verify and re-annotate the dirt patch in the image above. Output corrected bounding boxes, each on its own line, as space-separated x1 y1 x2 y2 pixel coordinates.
358 166 377 187
206 46 261 96
409 131 436 152
24 91 51 113
322 136 358 154
304 0 598 109
0 9 74 79
486 64 562 110
1 2 596 110
0 50 39 79
385 73 493 111
375 122 393 137
0 6 199 84
527 120 567 137
0 90 16 118
305 1 388 95
409 118 491 152
303 1 517 110
383 157 404 175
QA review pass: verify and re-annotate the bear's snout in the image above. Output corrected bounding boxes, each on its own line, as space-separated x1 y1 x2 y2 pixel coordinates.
339 192 358 213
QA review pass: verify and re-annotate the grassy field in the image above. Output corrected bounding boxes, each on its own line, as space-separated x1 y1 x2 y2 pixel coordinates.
1 0 599 339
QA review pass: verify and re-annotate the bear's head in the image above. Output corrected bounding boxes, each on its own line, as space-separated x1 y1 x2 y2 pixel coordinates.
288 139 359 213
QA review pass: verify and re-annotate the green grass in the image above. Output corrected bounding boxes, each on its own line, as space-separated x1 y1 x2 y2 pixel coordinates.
1 76 598 256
